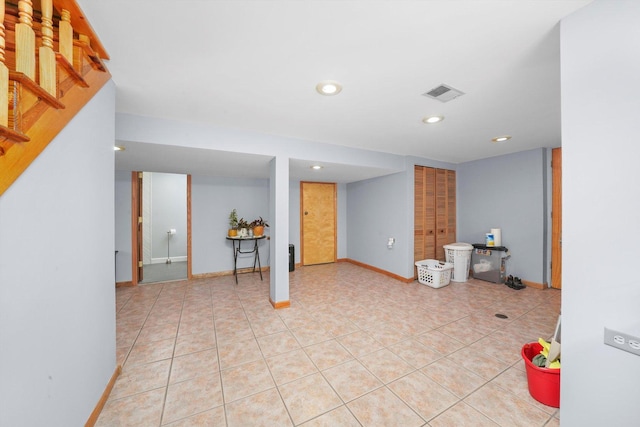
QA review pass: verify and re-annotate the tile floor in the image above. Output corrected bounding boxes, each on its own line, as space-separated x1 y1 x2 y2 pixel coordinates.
140 261 188 284
98 263 561 426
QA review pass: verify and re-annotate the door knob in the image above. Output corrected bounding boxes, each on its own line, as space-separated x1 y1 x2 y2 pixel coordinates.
304 211 308 215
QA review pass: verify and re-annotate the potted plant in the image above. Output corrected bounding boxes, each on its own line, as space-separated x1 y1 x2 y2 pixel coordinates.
237 218 250 237
250 217 269 237
228 209 238 237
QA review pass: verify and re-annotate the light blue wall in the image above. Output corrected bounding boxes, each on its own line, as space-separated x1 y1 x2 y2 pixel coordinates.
191 176 270 275
114 170 132 282
150 173 187 261
346 155 458 280
347 171 410 278
560 1 640 424
337 183 348 259
289 181 301 264
115 114 552 287
114 110 362 282
115 175 348 280
457 149 548 284
116 113 407 173
0 83 116 426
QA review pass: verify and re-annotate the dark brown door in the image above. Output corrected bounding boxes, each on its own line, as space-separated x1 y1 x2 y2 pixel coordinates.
301 182 336 265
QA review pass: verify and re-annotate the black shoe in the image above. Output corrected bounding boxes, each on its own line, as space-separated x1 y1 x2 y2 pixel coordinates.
505 275 514 288
512 277 526 290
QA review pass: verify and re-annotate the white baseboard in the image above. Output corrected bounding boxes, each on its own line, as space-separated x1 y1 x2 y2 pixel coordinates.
150 256 187 264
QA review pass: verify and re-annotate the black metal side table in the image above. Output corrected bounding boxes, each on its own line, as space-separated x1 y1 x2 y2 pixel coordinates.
226 235 266 284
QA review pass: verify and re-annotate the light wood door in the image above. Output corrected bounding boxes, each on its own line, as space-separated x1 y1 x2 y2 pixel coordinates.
414 166 456 268
301 182 336 265
435 168 456 261
414 166 436 262
551 148 562 289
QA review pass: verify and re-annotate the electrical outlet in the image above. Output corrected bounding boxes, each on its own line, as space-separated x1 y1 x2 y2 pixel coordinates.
604 327 640 356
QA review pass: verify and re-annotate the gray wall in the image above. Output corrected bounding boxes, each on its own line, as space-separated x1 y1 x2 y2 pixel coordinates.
457 148 548 284
560 1 640 424
150 172 187 261
0 83 116 425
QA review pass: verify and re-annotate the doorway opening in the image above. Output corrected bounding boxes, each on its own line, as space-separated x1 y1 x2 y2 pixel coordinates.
136 172 189 284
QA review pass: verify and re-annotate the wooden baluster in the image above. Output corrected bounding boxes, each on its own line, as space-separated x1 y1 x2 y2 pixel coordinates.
16 0 35 80
0 1 8 127
74 33 90 72
79 34 91 47
59 9 73 65
39 0 56 96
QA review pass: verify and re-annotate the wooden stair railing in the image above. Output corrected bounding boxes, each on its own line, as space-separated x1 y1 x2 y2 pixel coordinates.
0 0 111 196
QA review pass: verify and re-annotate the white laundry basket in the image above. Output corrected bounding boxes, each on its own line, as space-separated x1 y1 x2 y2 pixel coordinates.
415 259 453 288
443 243 473 282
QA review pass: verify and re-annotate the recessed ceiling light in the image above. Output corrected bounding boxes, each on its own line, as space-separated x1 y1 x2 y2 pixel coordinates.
422 115 444 124
491 135 512 143
316 80 342 96
311 165 323 170
114 145 125 151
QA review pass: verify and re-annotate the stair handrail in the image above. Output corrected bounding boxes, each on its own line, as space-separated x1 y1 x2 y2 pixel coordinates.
0 0 111 196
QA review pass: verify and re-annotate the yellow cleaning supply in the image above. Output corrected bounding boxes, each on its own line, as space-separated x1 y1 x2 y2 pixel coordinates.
538 338 561 369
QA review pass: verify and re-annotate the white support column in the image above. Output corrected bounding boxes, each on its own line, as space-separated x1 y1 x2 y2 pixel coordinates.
269 155 289 308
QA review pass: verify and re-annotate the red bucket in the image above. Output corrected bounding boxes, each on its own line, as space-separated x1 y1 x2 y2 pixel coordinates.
521 342 560 408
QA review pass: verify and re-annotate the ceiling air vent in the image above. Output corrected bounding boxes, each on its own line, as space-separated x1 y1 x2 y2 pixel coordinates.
422 84 465 103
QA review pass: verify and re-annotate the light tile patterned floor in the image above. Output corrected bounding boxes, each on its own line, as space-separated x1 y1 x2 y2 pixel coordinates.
98 263 561 426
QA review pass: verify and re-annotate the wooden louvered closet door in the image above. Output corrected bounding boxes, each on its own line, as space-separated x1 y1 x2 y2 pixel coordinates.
414 166 456 274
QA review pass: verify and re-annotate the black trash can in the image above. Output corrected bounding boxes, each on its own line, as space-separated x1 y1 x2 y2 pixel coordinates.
289 244 295 272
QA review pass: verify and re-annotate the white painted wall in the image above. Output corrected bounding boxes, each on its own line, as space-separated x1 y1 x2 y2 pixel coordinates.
150 172 187 262
560 1 640 424
0 82 116 425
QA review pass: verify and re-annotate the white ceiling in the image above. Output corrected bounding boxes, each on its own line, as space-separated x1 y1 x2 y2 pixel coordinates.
80 0 592 180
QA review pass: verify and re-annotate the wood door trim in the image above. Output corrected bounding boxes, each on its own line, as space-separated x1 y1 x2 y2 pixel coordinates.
131 171 140 286
131 172 192 285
